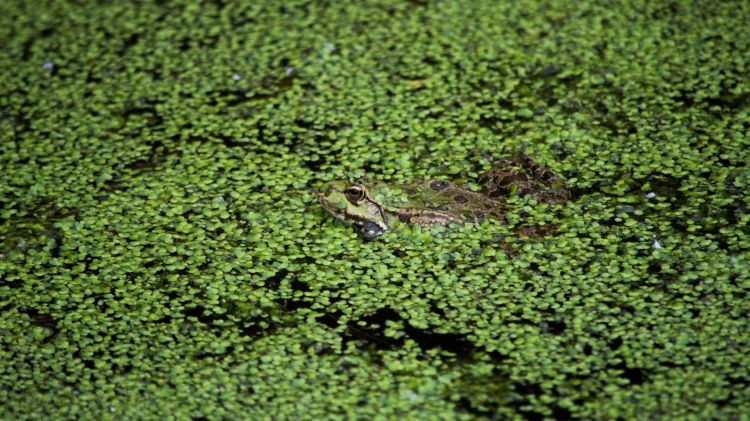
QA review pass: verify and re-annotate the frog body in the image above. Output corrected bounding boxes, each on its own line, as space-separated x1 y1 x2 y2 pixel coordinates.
315 153 567 239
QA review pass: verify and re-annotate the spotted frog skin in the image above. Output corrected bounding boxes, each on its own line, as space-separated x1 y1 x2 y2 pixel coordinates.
315 153 568 240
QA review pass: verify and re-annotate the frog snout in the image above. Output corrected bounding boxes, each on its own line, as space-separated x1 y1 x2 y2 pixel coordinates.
315 184 333 197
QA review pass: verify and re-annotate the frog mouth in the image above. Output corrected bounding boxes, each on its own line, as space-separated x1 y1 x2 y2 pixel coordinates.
316 199 388 239
356 220 387 240
323 207 388 239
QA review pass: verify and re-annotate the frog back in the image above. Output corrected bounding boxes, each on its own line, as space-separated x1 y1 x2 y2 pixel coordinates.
399 179 507 223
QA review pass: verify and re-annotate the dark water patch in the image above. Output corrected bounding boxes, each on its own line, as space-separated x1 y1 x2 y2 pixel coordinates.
704 91 750 110
0 200 75 256
535 65 561 78
322 307 482 356
120 100 162 124
20 27 54 61
612 361 648 386
118 33 140 56
345 307 405 350
508 381 574 421
543 320 567 335
20 308 60 344
263 268 289 290
454 366 511 418
124 140 168 171
183 305 224 325
404 324 475 355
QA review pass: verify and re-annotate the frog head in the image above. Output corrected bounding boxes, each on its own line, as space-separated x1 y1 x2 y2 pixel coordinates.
315 181 389 239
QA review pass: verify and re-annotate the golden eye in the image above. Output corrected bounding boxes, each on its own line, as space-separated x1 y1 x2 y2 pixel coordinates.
345 185 365 202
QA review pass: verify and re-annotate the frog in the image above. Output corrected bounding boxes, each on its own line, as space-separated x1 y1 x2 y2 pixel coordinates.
315 152 569 240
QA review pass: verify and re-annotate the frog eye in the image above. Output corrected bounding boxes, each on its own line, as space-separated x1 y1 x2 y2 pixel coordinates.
345 184 365 202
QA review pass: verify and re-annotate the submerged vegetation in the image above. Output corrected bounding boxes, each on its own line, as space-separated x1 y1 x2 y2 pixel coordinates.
1 0 748 418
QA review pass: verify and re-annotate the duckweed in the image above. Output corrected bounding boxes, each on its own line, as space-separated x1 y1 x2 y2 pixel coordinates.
1 0 749 419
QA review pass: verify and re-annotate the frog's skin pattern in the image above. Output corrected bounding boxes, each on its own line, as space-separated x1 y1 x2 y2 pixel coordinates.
478 153 569 205
315 153 568 240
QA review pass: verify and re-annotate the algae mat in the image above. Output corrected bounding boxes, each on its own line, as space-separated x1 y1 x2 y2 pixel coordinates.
1 0 749 419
